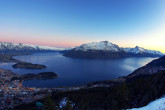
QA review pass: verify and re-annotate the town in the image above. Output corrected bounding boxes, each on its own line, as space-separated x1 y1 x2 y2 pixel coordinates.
0 68 88 110
0 68 51 109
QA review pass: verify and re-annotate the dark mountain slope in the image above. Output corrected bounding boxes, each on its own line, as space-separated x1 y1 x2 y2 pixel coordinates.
13 70 165 110
128 55 165 78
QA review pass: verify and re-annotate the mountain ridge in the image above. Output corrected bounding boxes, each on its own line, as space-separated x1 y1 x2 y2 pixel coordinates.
64 41 164 58
0 41 65 53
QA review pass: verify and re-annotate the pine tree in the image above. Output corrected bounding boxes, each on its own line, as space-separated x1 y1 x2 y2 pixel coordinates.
65 100 73 110
44 95 56 110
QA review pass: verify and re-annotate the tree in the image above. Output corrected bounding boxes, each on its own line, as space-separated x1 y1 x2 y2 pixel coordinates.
115 83 129 109
65 100 73 110
44 95 57 110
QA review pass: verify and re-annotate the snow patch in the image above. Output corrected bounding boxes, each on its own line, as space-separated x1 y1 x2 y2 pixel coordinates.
128 96 165 110
58 97 75 109
74 41 121 52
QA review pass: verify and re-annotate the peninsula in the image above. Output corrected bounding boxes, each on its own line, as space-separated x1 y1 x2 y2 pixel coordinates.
0 54 46 69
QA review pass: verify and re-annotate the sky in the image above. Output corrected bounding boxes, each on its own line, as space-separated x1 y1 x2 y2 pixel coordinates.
0 0 165 52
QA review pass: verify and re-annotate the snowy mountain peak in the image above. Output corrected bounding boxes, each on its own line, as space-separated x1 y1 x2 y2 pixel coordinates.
102 41 111 45
0 41 65 52
123 46 164 56
134 46 145 51
74 41 122 52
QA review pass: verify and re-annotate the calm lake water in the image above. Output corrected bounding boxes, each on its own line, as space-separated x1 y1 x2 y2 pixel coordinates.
0 52 156 88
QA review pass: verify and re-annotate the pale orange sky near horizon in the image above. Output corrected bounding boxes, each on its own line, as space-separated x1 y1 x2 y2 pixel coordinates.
1 22 165 53
0 32 165 53
1 17 164 53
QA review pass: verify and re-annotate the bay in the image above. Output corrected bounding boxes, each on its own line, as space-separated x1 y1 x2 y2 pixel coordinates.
0 52 156 88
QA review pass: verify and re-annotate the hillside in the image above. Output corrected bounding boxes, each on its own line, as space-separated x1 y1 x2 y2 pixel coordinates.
128 55 165 78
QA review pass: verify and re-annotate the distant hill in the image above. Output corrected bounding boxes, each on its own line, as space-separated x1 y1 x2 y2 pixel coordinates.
0 41 65 53
123 46 164 57
63 41 164 58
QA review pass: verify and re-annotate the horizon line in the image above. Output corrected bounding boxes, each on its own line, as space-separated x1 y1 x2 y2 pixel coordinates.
0 40 164 53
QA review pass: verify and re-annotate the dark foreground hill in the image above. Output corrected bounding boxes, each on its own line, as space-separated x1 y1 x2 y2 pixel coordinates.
127 55 165 78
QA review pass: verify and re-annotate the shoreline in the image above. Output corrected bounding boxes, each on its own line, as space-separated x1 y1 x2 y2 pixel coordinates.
0 53 47 69
0 68 59 109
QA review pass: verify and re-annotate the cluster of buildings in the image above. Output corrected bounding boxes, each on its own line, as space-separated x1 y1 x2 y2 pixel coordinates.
0 68 47 110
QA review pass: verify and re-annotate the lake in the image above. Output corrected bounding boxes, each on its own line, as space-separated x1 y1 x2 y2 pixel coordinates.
0 52 156 88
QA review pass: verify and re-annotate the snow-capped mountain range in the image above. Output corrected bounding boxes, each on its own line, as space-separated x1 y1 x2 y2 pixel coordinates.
74 41 163 55
1 41 163 57
123 46 164 56
0 41 65 53
64 41 164 58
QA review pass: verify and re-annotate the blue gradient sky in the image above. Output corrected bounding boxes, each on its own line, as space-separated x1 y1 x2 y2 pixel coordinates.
0 0 165 52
